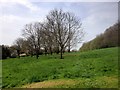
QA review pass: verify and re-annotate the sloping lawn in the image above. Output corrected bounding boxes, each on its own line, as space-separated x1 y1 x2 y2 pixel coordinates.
2 47 118 88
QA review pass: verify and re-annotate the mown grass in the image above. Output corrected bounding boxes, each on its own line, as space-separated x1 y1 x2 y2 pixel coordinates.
2 47 118 88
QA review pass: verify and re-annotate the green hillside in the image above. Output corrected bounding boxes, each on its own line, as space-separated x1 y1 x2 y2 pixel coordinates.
80 23 118 52
2 47 118 88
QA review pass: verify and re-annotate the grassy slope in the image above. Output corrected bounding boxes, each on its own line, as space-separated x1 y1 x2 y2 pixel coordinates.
2 47 118 88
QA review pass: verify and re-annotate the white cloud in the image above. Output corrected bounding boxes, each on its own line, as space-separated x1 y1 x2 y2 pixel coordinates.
0 0 53 45
0 0 39 11
28 0 119 2
0 15 44 45
0 2 118 47
0 1 53 45
82 9 118 43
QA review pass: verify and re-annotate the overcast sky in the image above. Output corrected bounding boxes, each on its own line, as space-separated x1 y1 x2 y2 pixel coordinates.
0 0 118 49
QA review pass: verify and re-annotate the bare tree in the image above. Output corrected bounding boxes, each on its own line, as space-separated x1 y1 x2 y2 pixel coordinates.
46 9 70 58
22 22 43 59
46 18 60 54
41 21 56 55
14 38 24 58
26 36 35 57
40 23 49 55
46 9 84 59
21 9 84 59
66 12 84 52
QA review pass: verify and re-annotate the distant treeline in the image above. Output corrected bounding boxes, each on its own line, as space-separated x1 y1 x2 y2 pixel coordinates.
80 23 119 51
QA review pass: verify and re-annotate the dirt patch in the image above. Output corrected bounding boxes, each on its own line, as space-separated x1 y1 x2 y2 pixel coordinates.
22 79 76 88
22 76 118 88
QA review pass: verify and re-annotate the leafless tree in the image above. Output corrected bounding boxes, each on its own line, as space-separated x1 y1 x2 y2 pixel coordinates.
14 38 24 58
46 9 84 59
22 22 43 59
41 22 54 55
21 9 84 59
26 36 35 56
66 12 84 52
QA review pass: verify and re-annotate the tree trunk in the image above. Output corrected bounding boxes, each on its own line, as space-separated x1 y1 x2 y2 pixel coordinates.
68 31 70 53
44 47 47 56
36 54 39 59
68 48 70 53
30 50 33 57
50 52 52 55
36 49 39 59
17 50 20 58
49 47 52 55
68 20 71 53
56 47 59 54
60 48 63 59
68 38 70 53
45 51 47 56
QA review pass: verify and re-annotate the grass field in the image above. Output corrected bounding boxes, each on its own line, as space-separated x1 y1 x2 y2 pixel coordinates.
2 47 119 88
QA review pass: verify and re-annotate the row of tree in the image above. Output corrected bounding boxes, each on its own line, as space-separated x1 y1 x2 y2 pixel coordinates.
2 9 84 59
80 22 119 52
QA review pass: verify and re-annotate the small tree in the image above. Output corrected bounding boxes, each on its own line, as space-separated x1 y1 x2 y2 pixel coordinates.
14 38 24 58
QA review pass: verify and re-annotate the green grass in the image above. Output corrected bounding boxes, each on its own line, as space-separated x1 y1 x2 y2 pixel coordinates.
2 47 118 88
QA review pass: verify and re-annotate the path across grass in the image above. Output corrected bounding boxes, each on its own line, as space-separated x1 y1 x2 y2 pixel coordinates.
2 47 118 88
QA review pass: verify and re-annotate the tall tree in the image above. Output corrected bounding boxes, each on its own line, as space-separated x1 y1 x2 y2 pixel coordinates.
66 12 83 52
41 22 55 55
46 9 84 59
22 23 43 59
